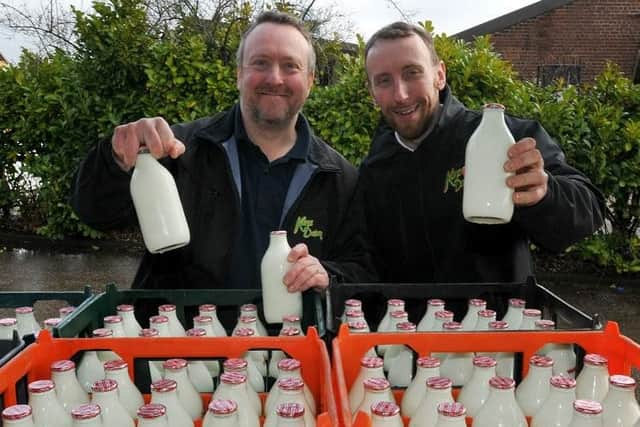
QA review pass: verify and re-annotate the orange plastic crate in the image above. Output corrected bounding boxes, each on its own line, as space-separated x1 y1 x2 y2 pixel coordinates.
0 327 338 427
332 321 640 427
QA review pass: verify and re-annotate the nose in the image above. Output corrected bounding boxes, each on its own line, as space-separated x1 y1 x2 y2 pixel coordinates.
393 80 409 103
265 64 285 85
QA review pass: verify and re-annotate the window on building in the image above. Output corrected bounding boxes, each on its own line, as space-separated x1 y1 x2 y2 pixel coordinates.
537 64 582 86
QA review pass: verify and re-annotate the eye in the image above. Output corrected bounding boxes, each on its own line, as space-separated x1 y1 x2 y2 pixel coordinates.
284 62 302 73
404 67 423 79
374 76 391 88
250 58 269 70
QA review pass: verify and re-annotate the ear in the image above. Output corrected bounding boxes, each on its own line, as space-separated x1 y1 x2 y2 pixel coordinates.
436 61 447 90
236 66 242 91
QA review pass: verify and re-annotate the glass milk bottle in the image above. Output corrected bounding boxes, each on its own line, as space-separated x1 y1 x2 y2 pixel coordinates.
103 315 125 337
434 402 467 427
16 306 40 337
212 372 259 427
348 320 378 358
531 375 576 427
457 355 497 417
240 304 267 336
386 321 416 387
472 377 526 427
535 319 577 377
349 357 386 414
576 353 610 401
150 379 195 427
487 320 515 378
198 304 227 337
602 374 640 427
233 326 267 380
370 402 403 427
130 147 190 253
401 356 441 418
417 299 445 332
185 328 216 392
44 318 61 334
137 404 170 427
462 103 515 224
381 311 409 365
377 299 405 336
264 378 315 427
261 230 301 323
103 359 144 419
408 377 454 427
50 360 89 412
266 358 315 417
268 326 301 379
91 328 120 362
474 309 496 331
223 358 262 417
515 354 553 417
116 304 142 337
569 400 604 427
139 326 164 383
163 359 203 420
70 404 101 427
346 311 370 330
158 304 186 336
355 378 395 417
90 379 134 427
2 404 35 427
76 350 104 394
28 380 72 427
520 308 542 330
341 299 362 323
460 298 486 331
274 402 305 427
438 321 473 386
282 315 304 334
500 298 525 330
0 317 17 339
203 400 239 427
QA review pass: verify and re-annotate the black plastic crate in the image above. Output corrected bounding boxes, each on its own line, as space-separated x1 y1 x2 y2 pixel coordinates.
56 283 325 338
326 276 598 335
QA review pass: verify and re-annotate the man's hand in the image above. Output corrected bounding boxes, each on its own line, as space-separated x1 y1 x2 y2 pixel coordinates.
283 243 329 292
504 137 548 206
111 117 186 171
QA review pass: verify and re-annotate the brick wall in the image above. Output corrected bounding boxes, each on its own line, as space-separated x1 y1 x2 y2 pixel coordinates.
488 0 640 83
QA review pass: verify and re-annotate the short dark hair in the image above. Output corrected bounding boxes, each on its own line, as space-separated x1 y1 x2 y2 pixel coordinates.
236 10 316 73
364 21 440 65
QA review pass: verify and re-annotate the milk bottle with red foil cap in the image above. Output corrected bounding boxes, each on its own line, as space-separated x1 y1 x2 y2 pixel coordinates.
500 298 525 330
434 402 466 427
203 400 240 427
348 320 378 358
261 230 302 323
520 308 542 330
282 314 304 335
76 350 104 394
223 358 261 417
163 359 203 420
90 379 134 427
104 359 144 419
576 353 610 401
158 304 186 336
462 103 515 224
139 326 164 383
50 360 89 412
602 374 640 426
471 377 526 427
401 356 441 418
150 379 194 427
341 299 362 324
233 316 267 372
2 404 35 427
198 304 227 336
460 298 486 331
568 400 604 427
355 378 395 417
408 377 454 427
92 327 121 362
531 375 576 427
70 404 101 427
116 304 142 337
103 315 126 337
417 299 445 332
16 306 40 337
515 354 553 416
474 309 496 331
377 299 405 335
349 357 386 414
535 319 577 377
437 321 473 387
370 402 403 427
184 328 216 392
266 358 315 417
457 355 496 417
380 311 408 362
137 404 170 427
0 317 17 339
28 380 72 427
274 403 306 427
232 327 267 384
487 320 515 378
268 325 301 379
191 316 221 381
44 318 61 334
240 304 267 336
386 321 416 387
212 372 259 427
264 378 315 427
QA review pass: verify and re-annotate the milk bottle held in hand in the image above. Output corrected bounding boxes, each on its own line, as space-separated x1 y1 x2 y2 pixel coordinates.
261 231 302 323
462 103 515 224
130 147 190 253
2 405 35 427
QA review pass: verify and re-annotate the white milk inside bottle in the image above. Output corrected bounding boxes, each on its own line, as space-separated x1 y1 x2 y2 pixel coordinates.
515 354 553 417
408 376 454 427
198 304 227 337
341 299 362 324
456 355 496 417
50 360 89 413
162 358 203 420
261 230 301 323
28 379 72 427
185 328 216 392
460 298 486 331
348 357 386 415
530 375 576 427
149 379 195 427
575 353 610 401
401 356 441 418
222 358 262 416
90 379 134 427
602 374 640 427
16 306 40 337
385 321 415 387
355 378 395 417
0 317 18 340
103 359 145 419
116 304 142 337
471 377 526 427
417 299 445 332
437 321 473 387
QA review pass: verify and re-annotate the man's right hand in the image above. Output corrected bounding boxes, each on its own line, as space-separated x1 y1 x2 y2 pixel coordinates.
111 117 186 171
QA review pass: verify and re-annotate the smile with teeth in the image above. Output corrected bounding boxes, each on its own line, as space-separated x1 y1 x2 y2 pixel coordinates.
394 104 418 115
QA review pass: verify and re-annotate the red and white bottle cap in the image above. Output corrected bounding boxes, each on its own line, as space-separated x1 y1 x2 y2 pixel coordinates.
508 298 526 308
92 378 118 393
15 306 33 314
149 315 169 325
116 304 134 312
158 304 176 312
163 358 188 370
361 356 384 369
92 328 113 337
28 380 55 393
44 318 61 328
442 321 462 331
280 326 301 336
610 374 636 389
0 318 17 326
208 399 238 415
277 377 304 391
199 304 217 312
489 320 509 330
345 299 362 308
139 328 159 337
233 327 255 337
390 311 408 319
283 314 301 323
348 320 367 331
535 319 556 330
489 376 516 390
224 358 248 371
529 355 554 368
523 308 542 317
219 372 247 385
427 376 453 390
71 403 101 420
50 360 75 372
104 359 128 371
387 299 404 307
468 298 486 307
186 327 206 337
473 355 497 367
241 304 257 312
138 403 166 419
573 399 603 415
437 401 466 417
417 356 441 368
276 402 305 418
193 315 212 324
435 310 454 320
151 379 178 392
345 309 365 318
396 321 416 331
103 315 122 324
278 358 302 371
550 375 576 389
478 309 496 318
2 404 32 420
371 401 400 417
584 353 608 366
363 377 390 391
428 298 445 307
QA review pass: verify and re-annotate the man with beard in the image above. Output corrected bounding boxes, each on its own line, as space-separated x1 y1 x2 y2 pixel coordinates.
352 22 604 284
71 11 370 292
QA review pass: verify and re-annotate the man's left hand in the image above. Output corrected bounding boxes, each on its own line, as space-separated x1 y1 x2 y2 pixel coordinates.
504 137 548 206
283 243 329 292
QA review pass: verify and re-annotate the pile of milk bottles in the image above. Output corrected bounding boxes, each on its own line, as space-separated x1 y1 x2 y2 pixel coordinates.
0 304 81 340
1 303 316 427
344 297 640 427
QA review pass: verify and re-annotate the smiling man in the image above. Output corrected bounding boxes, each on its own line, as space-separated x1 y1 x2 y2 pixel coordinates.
351 21 604 283
71 11 371 293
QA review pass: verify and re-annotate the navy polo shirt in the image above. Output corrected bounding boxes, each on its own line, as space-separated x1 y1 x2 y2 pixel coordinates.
225 111 310 289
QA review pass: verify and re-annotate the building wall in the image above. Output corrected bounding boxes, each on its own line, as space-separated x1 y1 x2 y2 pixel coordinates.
488 0 640 83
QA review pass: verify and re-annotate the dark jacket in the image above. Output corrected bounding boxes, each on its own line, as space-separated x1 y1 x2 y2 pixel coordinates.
354 86 604 283
70 104 372 289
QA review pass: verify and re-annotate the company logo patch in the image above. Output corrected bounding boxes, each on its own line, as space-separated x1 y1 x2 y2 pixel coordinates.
294 216 323 240
443 167 464 193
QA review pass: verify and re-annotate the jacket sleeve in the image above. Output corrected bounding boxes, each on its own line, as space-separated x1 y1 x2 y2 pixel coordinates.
69 137 138 231
509 119 605 252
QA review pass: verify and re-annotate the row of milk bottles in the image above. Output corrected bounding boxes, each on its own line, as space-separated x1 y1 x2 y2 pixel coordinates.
348 350 640 427
2 351 316 427
342 297 578 387
0 305 78 339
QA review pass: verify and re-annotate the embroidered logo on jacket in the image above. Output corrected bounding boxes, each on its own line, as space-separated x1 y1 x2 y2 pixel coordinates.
443 167 464 193
294 216 324 240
